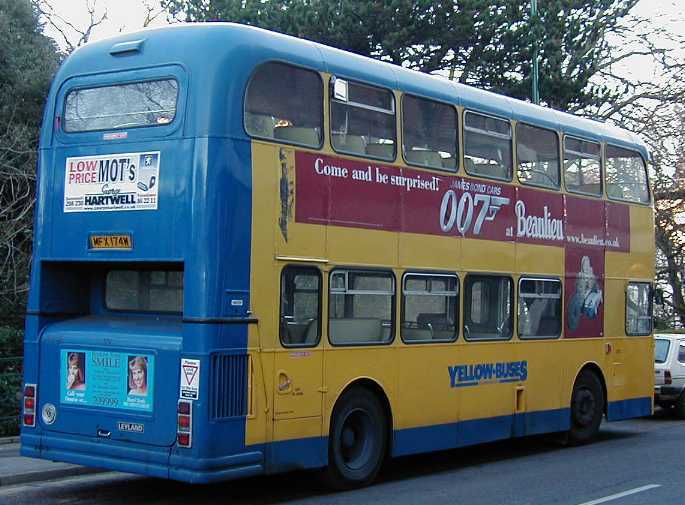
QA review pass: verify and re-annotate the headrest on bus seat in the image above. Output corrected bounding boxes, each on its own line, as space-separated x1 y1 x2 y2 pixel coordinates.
245 112 276 138
366 143 395 160
405 149 443 167
274 126 320 146
332 134 366 154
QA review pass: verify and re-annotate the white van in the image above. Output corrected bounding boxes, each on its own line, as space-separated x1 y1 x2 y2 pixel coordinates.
654 334 685 416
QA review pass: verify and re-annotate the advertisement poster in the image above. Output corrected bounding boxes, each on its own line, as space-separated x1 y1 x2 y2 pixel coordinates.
294 151 630 252
61 350 155 412
63 151 160 212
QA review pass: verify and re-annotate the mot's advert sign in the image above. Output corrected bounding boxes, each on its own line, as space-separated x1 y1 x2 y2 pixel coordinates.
63 151 160 212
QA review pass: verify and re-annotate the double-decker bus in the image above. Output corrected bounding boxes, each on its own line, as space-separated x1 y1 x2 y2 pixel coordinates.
21 23 654 488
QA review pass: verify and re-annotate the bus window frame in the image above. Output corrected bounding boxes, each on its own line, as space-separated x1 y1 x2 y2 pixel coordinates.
400 271 459 344
400 94 459 173
329 76 397 163
56 65 187 143
562 135 603 198
243 60 324 150
463 273 514 342
463 110 513 182
625 281 653 336
515 122 561 190
604 143 651 205
62 78 181 134
278 265 323 348
517 276 562 340
327 267 396 347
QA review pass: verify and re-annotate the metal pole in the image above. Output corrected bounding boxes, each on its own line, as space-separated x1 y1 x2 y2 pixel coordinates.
531 0 540 104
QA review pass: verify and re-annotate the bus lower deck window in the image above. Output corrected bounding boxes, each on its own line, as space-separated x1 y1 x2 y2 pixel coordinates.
464 275 513 340
518 278 561 339
626 282 652 335
329 270 394 345
402 274 458 343
279 266 321 347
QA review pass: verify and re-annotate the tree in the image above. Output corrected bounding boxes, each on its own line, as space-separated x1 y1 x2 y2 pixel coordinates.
162 0 640 111
0 0 59 325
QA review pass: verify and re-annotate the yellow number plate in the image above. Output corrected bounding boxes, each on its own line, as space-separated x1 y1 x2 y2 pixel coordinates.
89 234 133 250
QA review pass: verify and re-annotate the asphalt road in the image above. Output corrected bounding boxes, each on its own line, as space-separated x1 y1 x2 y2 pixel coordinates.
1 411 681 505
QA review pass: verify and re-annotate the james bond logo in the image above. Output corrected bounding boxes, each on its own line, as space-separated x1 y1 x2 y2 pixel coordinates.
440 190 510 236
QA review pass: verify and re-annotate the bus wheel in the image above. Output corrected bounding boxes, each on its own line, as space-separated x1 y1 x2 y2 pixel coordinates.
325 388 387 489
569 370 604 443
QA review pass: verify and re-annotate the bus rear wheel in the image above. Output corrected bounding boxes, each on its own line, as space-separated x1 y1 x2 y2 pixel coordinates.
325 388 387 489
569 370 604 443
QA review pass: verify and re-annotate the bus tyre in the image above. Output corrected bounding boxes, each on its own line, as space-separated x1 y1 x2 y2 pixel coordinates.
569 370 604 444
325 388 387 489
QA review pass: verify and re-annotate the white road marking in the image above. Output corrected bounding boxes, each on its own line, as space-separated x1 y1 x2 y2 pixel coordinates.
578 484 662 505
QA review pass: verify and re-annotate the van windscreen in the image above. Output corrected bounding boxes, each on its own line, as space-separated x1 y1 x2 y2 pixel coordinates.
655 339 670 364
64 79 178 132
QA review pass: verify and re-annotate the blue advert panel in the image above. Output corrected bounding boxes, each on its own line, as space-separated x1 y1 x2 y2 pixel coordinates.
61 350 155 412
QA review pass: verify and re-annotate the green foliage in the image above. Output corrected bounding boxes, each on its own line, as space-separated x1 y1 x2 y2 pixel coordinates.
0 0 60 324
162 0 638 111
0 327 23 436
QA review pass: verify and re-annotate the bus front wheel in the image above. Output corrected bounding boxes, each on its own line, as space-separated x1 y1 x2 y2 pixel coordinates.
325 387 387 489
569 370 604 443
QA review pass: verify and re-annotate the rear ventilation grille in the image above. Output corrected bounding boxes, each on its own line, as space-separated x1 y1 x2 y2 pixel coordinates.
210 353 249 419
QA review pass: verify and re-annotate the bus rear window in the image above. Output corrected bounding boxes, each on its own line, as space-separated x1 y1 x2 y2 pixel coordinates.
106 270 183 313
64 79 178 132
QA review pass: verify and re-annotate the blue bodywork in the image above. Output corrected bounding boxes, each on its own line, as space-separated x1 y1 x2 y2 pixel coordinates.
22 23 650 483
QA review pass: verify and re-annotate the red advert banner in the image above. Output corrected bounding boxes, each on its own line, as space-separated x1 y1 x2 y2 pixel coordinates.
294 152 630 252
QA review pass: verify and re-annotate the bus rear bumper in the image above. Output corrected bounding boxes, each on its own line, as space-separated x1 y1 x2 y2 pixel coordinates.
21 432 265 483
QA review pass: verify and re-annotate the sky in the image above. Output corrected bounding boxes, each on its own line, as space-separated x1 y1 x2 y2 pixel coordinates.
41 0 685 85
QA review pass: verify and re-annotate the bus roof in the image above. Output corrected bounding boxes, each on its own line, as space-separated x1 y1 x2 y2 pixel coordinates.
49 22 648 158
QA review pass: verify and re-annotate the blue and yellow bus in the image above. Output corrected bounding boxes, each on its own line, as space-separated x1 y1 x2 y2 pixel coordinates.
21 23 654 488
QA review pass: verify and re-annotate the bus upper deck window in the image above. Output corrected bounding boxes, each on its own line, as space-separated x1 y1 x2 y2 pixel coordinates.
516 123 560 189
245 62 323 148
106 270 183 313
330 78 396 161
605 145 650 203
402 95 457 171
464 111 512 181
564 137 602 196
64 79 178 132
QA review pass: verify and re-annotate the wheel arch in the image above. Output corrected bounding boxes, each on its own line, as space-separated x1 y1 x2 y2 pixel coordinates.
573 361 608 414
328 377 394 456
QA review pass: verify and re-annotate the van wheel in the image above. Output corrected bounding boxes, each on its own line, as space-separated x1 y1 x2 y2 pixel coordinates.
325 388 387 489
675 394 685 419
569 370 604 443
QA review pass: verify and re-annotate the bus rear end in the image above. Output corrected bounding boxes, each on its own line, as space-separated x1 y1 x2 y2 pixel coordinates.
21 27 256 482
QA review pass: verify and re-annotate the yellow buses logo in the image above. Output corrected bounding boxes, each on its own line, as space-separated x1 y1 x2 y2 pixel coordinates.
448 361 528 388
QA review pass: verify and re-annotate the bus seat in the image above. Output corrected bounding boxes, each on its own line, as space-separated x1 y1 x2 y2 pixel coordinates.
274 126 320 146
366 143 395 160
245 112 276 138
417 313 447 329
333 134 365 154
441 156 456 170
329 318 382 343
402 328 433 341
406 149 442 167
464 157 476 173
303 319 319 344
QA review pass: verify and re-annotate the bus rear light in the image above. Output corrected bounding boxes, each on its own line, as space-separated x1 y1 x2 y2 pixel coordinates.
177 400 192 448
178 415 190 430
665 370 672 385
23 384 36 427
